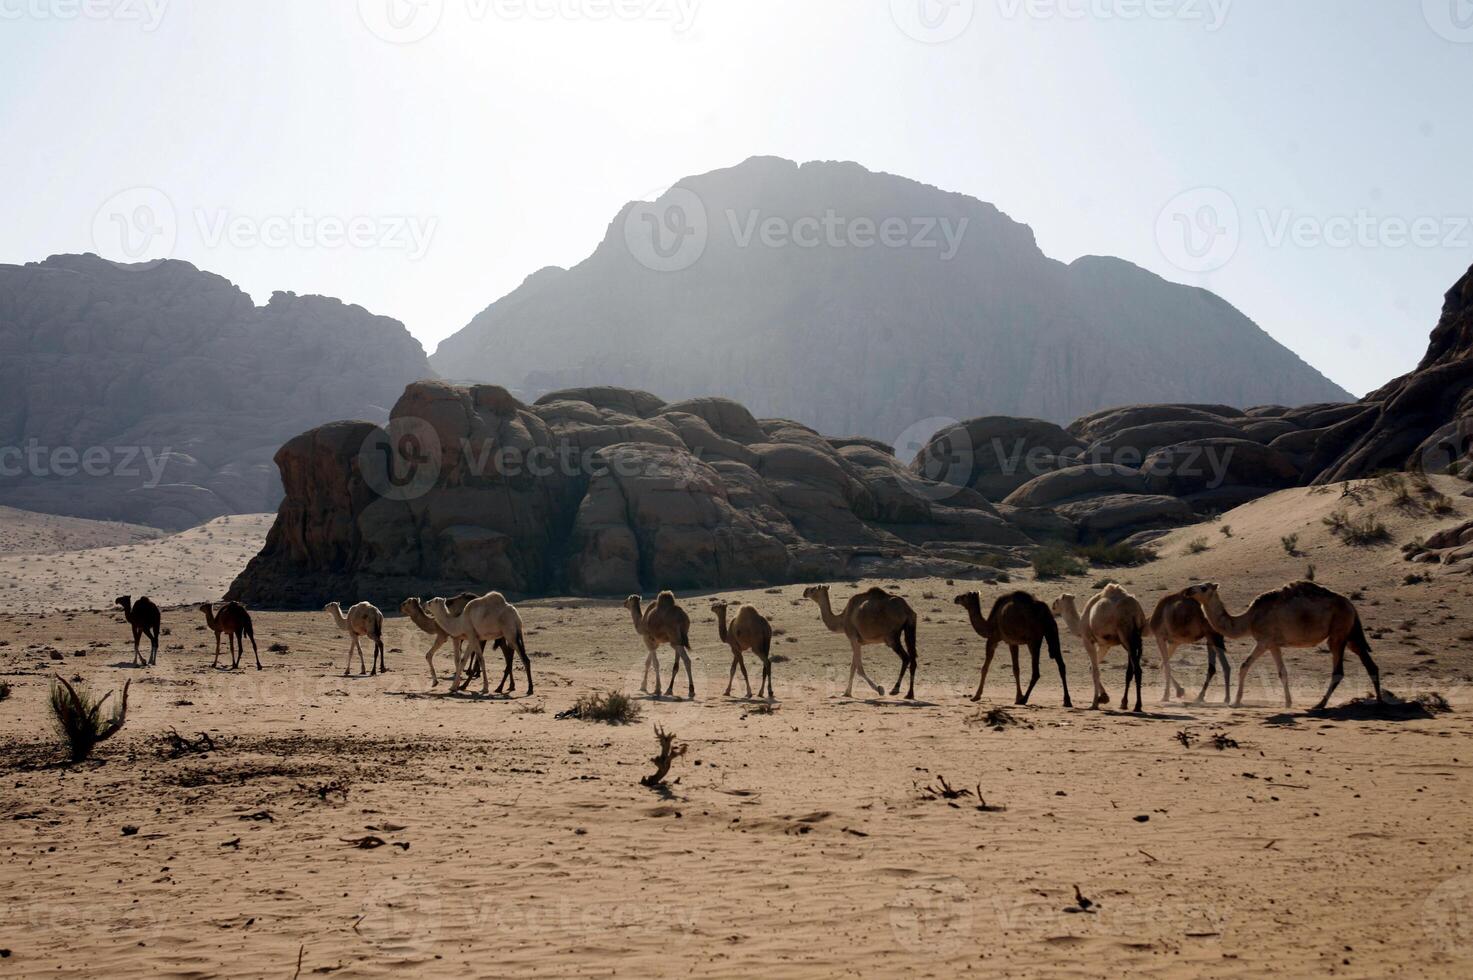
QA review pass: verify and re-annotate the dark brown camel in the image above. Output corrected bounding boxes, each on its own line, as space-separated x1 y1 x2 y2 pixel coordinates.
954 591 1072 708
200 601 260 670
115 595 161 667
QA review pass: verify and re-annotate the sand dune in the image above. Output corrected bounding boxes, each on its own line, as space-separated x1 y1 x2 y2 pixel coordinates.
0 505 162 556
2 479 1473 977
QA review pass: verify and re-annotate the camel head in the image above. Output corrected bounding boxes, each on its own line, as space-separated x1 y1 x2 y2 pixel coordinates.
399 598 420 616
802 585 829 605
114 595 131 611
710 600 728 614
952 592 980 611
425 597 449 616
323 602 341 614
1050 594 1075 617
623 595 643 613
1181 583 1219 605
197 602 212 613
654 591 677 608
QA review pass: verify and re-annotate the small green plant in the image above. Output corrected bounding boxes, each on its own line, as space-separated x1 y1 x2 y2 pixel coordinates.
1074 541 1155 568
1185 537 1210 555
1280 533 1301 557
567 690 642 724
49 677 130 762
1338 514 1391 546
1031 545 1086 580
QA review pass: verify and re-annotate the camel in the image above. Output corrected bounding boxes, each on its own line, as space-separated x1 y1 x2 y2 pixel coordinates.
425 592 533 696
1053 584 1147 713
1183 581 1382 710
326 601 386 676
401 593 480 686
199 601 259 670
804 585 918 700
954 591 1072 708
115 595 161 667
1148 588 1232 704
625 592 695 700
712 601 775 700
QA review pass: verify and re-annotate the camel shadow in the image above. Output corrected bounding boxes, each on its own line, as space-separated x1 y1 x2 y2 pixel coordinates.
1095 708 1199 722
106 661 151 670
834 696 942 709
1266 693 1451 726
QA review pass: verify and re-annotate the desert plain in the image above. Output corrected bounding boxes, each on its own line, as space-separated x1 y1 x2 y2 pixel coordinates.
3 479 1473 979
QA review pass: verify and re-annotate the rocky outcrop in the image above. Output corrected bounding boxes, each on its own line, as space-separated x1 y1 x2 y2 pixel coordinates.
229 383 1032 606
1307 263 1473 482
431 156 1350 438
0 254 433 529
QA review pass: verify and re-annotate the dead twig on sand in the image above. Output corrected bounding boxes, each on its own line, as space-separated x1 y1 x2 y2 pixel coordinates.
641 725 687 788
292 944 304 980
159 728 217 759
340 835 410 851
918 775 972 802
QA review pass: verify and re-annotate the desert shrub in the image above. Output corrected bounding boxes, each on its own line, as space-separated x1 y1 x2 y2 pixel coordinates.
1404 572 1429 586
1185 537 1210 555
1431 495 1457 516
268 642 290 654
1280 534 1300 556
1305 564 1317 582
1338 514 1391 546
567 690 642 724
49 677 130 762
1031 545 1085 580
1219 525 1233 538
1074 541 1155 568
1323 510 1350 533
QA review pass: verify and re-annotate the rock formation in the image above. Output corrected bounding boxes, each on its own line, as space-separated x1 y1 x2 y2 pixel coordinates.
0 254 433 528
430 156 1350 438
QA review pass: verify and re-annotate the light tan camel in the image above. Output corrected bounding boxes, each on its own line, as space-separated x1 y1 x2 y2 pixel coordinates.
804 585 918 699
401 594 479 686
426 592 533 696
954 591 1072 707
625 592 695 700
1183 581 1382 710
115 595 161 667
199 601 259 670
1148 588 1231 704
1052 584 1148 712
712 601 775 700
326 601 386 677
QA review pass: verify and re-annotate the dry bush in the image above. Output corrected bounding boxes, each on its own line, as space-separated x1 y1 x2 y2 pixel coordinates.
1185 537 1210 555
1280 533 1300 556
49 676 130 762
1031 545 1085 580
565 690 642 724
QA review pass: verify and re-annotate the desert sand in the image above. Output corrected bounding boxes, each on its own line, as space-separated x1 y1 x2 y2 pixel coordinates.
3 480 1473 978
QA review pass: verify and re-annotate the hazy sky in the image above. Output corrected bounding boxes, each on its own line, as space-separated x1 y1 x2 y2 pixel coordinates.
2 0 1470 397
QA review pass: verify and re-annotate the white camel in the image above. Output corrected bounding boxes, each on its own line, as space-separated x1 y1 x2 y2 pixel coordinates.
401 594 478 686
426 592 533 696
326 601 386 676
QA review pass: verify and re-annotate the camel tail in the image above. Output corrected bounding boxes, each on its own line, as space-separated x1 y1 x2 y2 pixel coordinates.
244 618 258 654
1043 615 1062 662
902 615 918 662
1349 614 1372 655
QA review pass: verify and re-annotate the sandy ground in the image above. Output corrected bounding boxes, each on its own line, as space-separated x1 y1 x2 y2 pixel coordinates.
3 479 1473 978
0 513 272 613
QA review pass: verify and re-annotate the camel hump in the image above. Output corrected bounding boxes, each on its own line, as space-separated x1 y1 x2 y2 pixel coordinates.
1273 581 1340 602
655 590 677 607
1101 583 1127 597
863 586 890 597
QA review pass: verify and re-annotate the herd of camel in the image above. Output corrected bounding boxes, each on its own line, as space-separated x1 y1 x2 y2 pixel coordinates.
113 576 1386 713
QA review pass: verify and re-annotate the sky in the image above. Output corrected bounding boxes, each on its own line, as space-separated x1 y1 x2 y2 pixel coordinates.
1 0 1470 398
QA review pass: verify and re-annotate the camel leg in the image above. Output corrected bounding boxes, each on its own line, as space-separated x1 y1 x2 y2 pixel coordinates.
1233 642 1269 707
131 626 143 667
1009 645 1024 704
148 627 159 666
886 634 908 697
211 632 223 669
450 640 466 693
1214 644 1232 704
761 655 775 700
1085 638 1107 709
1314 644 1347 711
1052 641 1073 709
1270 647 1292 708
1020 641 1042 705
676 645 696 700
724 644 740 697
1196 640 1227 704
424 634 447 686
495 640 515 695
736 649 752 699
1351 645 1382 704
1158 638 1177 702
515 632 534 697
644 640 662 696
972 639 998 702
230 633 242 670
356 635 367 676
344 637 356 677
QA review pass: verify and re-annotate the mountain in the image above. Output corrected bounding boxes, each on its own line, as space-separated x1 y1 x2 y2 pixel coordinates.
0 254 433 529
431 156 1351 441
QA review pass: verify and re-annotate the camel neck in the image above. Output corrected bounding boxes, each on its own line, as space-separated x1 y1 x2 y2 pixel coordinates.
1202 594 1251 638
963 597 991 638
715 608 729 643
815 594 844 633
627 602 645 634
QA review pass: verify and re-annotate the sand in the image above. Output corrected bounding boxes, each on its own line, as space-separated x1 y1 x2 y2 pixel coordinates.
3 478 1473 978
